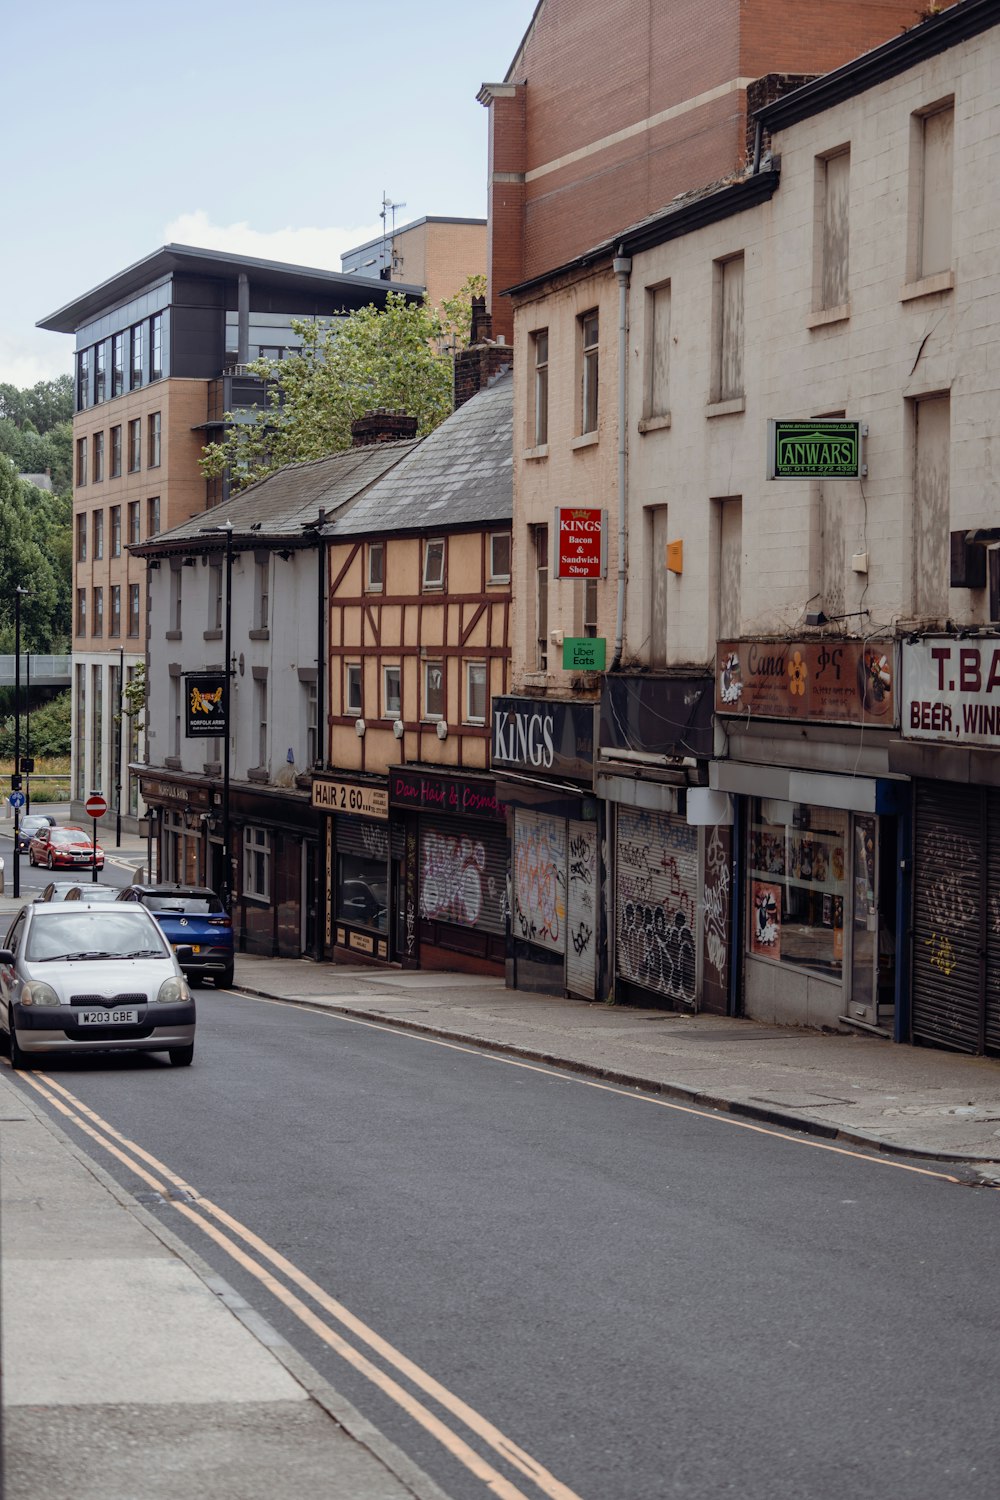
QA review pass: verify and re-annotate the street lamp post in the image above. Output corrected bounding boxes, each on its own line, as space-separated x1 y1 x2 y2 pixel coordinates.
115 645 124 848
12 586 29 899
201 522 234 911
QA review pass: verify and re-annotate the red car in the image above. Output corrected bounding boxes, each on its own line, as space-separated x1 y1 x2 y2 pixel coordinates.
28 825 105 872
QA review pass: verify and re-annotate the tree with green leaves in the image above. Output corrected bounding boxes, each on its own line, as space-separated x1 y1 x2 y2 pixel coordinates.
0 455 70 650
0 375 74 494
200 285 485 492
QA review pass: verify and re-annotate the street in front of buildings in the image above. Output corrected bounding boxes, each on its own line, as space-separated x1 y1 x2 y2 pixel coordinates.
8 979 1000 1500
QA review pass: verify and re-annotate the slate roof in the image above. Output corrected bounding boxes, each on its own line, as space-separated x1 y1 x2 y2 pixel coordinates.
133 439 420 555
322 370 512 541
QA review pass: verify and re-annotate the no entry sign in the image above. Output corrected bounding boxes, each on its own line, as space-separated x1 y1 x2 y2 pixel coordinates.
85 793 107 818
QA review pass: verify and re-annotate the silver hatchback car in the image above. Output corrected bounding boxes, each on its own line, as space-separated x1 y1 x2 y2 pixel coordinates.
0 902 196 1070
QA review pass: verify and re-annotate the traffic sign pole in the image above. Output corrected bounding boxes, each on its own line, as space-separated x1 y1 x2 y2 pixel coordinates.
84 793 107 884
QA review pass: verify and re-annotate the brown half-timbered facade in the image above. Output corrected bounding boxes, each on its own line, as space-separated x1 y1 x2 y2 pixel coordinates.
317 371 513 974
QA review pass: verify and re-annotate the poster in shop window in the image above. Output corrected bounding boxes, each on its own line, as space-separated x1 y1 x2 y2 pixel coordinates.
750 881 781 957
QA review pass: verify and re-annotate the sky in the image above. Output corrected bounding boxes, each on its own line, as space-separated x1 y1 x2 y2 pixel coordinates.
4 0 539 389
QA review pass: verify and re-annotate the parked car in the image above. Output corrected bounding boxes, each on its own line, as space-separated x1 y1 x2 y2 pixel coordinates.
14 813 57 853
64 883 121 902
34 881 84 903
28 825 104 872
116 884 234 988
0 901 195 1069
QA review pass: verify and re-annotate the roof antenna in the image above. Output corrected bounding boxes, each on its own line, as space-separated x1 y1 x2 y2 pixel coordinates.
379 192 406 281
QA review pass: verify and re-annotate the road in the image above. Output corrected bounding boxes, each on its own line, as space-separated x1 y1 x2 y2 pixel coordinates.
0 808 135 910
9 983 1000 1500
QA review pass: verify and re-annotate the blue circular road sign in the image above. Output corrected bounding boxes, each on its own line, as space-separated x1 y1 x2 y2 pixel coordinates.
9 791 25 809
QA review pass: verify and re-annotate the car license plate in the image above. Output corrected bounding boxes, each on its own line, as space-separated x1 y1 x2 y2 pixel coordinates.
80 1009 139 1025
173 943 201 954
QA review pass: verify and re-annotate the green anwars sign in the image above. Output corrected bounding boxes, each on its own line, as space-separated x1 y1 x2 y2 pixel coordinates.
767 419 864 480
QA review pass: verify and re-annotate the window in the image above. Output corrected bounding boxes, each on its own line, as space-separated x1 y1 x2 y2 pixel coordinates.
345 663 362 715
304 679 318 764
911 102 954 282
367 540 384 592
748 799 849 979
255 678 268 767
209 563 223 630
713 497 743 642
255 558 269 630
647 506 669 668
76 588 87 636
148 411 161 468
815 149 850 313
92 586 103 637
127 583 140 637
150 313 163 381
76 512 87 562
74 664 86 799
583 578 598 639
91 667 103 792
489 532 511 583
712 254 744 404
112 333 124 398
111 425 122 478
95 342 106 404
171 566 182 634
77 349 91 411
128 419 141 472
93 509 103 560
92 430 104 484
913 394 951 621
532 525 549 670
111 505 121 557
130 323 143 389
423 660 444 720
110 584 121 637
76 437 88 486
243 828 271 901
580 311 599 434
170 675 181 759
644 282 671 420
383 666 401 718
147 496 160 536
465 662 487 724
128 501 141 545
531 328 549 446
423 538 445 589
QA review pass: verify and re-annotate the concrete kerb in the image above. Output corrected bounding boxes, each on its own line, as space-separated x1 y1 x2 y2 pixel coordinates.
229 981 996 1174
1 1068 452 1500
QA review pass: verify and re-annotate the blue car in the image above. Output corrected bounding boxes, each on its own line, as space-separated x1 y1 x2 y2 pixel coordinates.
116 884 234 988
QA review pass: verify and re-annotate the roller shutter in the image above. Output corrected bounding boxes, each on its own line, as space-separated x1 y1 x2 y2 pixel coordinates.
615 806 697 1005
512 809 566 954
418 816 507 938
912 782 983 1054
985 790 1000 1056
565 820 597 999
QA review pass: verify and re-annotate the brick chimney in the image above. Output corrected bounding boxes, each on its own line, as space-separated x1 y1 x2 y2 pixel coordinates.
453 296 514 410
350 409 419 446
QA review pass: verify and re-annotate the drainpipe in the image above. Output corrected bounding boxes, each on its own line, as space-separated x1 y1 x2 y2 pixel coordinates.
610 249 632 671
752 117 764 174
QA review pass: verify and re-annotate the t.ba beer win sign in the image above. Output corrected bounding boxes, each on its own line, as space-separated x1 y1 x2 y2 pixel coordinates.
554 507 607 578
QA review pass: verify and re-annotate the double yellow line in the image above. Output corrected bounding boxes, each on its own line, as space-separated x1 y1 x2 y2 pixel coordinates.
16 1066 587 1500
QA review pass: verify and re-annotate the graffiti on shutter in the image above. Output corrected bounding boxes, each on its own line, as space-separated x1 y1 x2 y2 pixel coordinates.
419 819 507 936
616 806 697 1004
513 809 566 953
566 821 597 998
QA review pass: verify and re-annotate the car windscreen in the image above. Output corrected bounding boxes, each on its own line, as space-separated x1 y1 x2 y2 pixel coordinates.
53 830 92 846
25 910 168 962
142 894 223 915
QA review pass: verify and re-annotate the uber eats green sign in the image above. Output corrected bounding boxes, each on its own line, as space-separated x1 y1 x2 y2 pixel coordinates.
767 419 865 480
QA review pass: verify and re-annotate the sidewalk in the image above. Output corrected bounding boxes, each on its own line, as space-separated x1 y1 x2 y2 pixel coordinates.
0 1068 446 1500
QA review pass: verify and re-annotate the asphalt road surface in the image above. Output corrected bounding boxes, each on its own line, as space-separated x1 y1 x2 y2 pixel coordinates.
11 987 1000 1500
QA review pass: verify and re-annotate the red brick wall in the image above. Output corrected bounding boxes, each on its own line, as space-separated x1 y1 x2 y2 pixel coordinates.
485 0 924 331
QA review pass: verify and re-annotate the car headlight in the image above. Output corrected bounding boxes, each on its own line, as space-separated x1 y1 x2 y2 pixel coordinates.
156 976 191 1004
20 981 61 1007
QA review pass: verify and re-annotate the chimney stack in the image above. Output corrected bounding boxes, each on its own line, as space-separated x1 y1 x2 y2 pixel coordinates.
351 409 419 446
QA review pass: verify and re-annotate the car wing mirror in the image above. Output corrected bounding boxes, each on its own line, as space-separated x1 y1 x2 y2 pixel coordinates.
174 945 194 962
0 949 15 966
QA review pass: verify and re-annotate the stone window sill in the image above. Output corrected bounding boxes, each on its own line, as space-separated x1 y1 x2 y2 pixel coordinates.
900 269 954 303
246 767 269 784
570 432 599 451
524 444 549 461
638 413 671 434
806 302 850 329
705 397 745 419
203 628 223 641
164 757 182 771
165 629 182 641
248 628 269 641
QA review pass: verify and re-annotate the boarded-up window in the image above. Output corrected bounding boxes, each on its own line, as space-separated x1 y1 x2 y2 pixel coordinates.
913 394 951 622
713 255 744 403
820 149 850 310
647 506 669 668
715 498 742 641
645 282 671 419
916 104 954 279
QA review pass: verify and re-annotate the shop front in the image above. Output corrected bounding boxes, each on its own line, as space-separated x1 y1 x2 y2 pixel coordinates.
714 638 906 1034
313 773 395 964
389 767 508 976
598 675 726 1012
491 697 600 999
891 637 1000 1055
